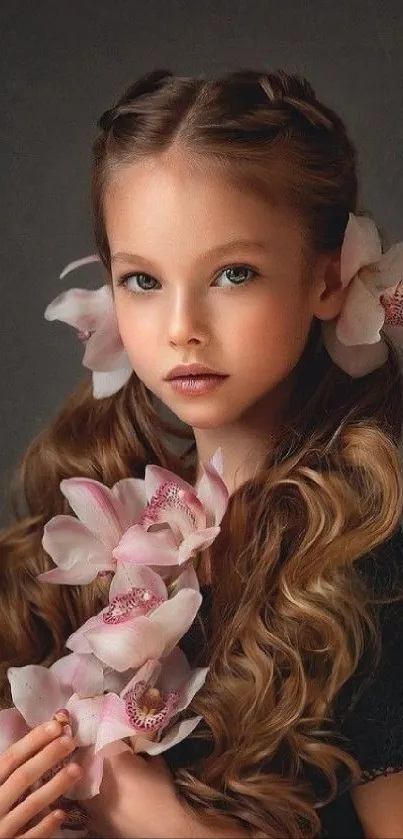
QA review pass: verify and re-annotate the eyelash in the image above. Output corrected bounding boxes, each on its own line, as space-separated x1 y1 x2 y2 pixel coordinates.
116 264 260 294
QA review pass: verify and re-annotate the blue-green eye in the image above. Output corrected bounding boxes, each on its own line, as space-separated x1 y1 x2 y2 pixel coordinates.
117 264 258 294
117 273 161 293
214 266 256 287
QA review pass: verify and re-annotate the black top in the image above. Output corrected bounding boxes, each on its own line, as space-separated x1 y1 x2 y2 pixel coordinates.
165 526 403 837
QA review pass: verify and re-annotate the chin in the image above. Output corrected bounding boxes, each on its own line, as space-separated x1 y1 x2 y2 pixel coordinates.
171 403 243 430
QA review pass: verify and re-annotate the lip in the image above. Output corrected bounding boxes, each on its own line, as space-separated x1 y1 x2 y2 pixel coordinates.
164 363 227 380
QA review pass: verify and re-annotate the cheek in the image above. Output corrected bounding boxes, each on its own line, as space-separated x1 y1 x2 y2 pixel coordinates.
229 292 312 368
115 303 157 367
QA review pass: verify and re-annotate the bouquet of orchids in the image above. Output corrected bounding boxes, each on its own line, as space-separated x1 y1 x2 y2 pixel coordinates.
0 445 229 837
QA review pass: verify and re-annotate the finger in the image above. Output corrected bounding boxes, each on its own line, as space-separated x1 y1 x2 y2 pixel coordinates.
0 734 76 814
2 763 82 837
19 808 66 838
0 721 63 786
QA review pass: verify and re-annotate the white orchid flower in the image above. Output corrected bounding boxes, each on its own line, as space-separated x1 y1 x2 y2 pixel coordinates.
66 563 201 673
322 213 403 377
38 450 227 586
94 647 208 757
38 475 147 585
45 256 132 398
0 653 106 800
113 448 229 568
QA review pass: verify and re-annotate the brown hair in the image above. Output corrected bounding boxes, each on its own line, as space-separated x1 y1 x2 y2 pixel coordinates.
1 68 402 837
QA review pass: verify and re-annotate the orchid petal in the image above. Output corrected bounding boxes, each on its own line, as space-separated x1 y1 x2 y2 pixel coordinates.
92 363 133 399
111 478 147 531
44 286 111 331
157 648 207 713
8 666 68 727
169 564 200 596
66 614 108 655
336 275 385 346
109 562 168 602
37 563 105 586
175 668 209 713
157 647 191 692
141 483 203 540
0 709 30 752
177 527 220 564
209 447 224 476
120 660 162 702
65 745 104 801
144 466 194 503
322 321 389 377
150 589 202 657
60 478 123 547
134 716 203 756
67 695 106 747
83 617 165 672
50 654 104 699
195 460 229 527
178 491 207 531
340 214 382 287
42 515 111 570
103 667 137 695
82 309 126 372
59 255 101 279
94 694 134 753
113 524 179 566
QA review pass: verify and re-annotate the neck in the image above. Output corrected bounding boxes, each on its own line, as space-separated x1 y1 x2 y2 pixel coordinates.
193 381 290 495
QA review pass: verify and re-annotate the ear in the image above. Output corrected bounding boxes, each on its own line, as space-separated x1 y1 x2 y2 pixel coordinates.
311 252 348 322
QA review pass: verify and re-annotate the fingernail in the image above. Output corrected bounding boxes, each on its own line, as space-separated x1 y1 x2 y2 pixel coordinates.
53 709 70 724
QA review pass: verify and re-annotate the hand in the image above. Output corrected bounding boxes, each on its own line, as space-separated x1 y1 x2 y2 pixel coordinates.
82 747 194 839
0 718 83 838
82 746 249 839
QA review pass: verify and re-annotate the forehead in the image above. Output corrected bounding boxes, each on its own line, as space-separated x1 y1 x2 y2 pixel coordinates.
103 152 304 258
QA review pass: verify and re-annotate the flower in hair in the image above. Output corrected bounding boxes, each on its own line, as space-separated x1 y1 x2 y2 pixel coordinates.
322 213 403 377
113 448 229 570
66 563 201 672
94 648 208 757
44 256 132 398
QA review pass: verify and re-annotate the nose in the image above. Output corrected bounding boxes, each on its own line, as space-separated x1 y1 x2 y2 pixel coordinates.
167 289 210 348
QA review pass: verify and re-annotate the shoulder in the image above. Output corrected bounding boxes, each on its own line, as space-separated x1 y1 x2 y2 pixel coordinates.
335 525 403 785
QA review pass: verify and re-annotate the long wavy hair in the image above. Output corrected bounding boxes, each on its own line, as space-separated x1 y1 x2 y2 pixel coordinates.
1 68 403 837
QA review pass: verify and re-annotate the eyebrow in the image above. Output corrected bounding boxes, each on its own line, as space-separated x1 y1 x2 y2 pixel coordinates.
111 239 269 266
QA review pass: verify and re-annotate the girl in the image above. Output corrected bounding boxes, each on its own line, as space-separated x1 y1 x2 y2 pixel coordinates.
1 67 403 838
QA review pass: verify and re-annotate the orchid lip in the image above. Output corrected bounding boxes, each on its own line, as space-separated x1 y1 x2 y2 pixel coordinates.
164 363 227 380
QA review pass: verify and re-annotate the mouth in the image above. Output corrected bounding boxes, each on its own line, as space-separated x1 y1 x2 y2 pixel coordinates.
166 374 229 395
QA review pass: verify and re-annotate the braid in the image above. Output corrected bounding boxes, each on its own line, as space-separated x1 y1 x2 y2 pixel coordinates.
259 72 335 131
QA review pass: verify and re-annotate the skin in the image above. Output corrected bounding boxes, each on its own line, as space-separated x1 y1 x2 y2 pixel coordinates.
0 719 82 838
83 148 403 837
105 149 345 495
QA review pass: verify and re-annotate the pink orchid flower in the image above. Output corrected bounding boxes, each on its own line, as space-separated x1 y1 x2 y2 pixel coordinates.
66 563 202 672
322 213 403 377
38 475 147 585
113 448 229 569
45 256 132 398
94 647 208 756
0 653 106 800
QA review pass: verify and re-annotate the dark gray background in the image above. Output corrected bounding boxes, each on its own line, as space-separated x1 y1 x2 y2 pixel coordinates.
1 0 402 524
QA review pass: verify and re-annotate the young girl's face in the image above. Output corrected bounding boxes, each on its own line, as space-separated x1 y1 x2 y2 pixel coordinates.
104 151 334 431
